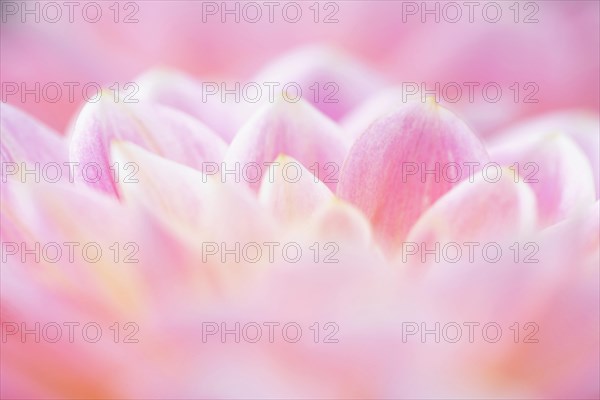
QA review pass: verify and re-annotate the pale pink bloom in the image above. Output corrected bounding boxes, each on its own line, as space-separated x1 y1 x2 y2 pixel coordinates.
1 51 599 399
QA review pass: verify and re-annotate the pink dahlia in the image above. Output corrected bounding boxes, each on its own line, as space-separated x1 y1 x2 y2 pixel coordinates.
1 2 599 399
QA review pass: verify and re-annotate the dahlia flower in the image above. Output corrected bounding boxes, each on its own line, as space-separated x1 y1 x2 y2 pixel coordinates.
1 46 598 398
1 1 599 398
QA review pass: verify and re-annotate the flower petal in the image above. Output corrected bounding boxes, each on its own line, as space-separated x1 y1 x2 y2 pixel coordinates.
258 155 333 224
308 198 374 252
0 179 122 246
135 68 252 142
337 100 489 254
111 141 207 230
1 103 67 164
340 87 404 141
490 111 600 198
224 96 349 192
489 132 595 227
1 103 70 186
539 200 599 271
69 96 226 197
112 141 276 243
406 169 537 245
254 45 385 122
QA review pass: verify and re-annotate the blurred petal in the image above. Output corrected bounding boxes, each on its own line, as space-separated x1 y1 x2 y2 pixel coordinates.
340 87 404 141
389 3 600 136
258 155 333 224
69 97 226 196
406 170 537 245
135 68 252 142
224 96 349 192
0 103 67 164
539 200 600 271
254 45 385 121
489 132 595 227
338 100 489 254
111 141 207 230
1 103 70 186
112 141 276 243
0 178 149 324
490 111 600 198
0 179 122 246
308 198 374 250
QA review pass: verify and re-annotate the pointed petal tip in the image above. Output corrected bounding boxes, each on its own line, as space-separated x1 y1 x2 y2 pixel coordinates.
338 100 488 254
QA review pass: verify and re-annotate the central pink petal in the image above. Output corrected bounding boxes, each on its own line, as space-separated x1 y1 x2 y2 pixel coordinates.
337 100 489 254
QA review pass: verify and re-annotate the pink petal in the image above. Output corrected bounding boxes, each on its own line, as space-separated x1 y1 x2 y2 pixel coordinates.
69 97 226 197
0 179 125 255
489 132 595 227
1 103 70 185
540 200 599 270
490 111 600 198
1 103 67 163
112 141 276 243
406 169 537 245
307 198 374 252
254 45 385 121
340 87 404 141
224 96 349 192
135 68 253 142
337 100 489 254
111 141 208 230
0 180 150 313
258 155 333 224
